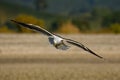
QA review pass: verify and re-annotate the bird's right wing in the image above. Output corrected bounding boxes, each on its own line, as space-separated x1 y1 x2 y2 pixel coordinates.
65 38 103 59
11 20 53 36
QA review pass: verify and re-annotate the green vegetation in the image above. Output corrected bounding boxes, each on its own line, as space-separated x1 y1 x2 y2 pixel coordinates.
110 23 120 33
0 0 120 33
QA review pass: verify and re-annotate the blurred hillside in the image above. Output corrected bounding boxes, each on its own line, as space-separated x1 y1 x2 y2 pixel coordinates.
1 0 120 14
0 0 120 33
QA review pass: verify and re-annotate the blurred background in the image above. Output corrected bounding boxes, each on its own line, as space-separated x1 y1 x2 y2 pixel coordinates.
0 0 120 34
0 1 120 80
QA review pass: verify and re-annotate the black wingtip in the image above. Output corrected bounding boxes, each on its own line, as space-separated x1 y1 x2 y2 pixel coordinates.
11 20 19 24
11 19 14 22
95 54 103 59
89 50 104 59
10 20 26 26
96 55 105 60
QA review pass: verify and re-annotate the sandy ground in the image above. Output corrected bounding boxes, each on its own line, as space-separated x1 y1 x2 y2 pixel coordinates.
0 34 120 80
0 34 120 63
0 34 120 54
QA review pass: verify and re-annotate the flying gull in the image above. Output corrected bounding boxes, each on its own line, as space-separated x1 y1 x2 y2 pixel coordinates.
11 20 103 59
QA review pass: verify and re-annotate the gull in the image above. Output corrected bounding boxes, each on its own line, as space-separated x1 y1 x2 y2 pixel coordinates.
11 20 103 59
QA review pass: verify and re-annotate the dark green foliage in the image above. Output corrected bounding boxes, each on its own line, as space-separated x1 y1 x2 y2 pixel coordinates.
34 0 47 11
50 21 60 32
5 21 19 32
102 11 120 28
49 18 68 32
0 0 120 33
72 19 90 32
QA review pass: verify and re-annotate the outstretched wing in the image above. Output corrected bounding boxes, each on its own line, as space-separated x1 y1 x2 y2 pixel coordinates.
65 39 103 59
11 20 53 36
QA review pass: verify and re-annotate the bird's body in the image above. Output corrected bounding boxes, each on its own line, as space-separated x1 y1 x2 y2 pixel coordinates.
48 35 70 50
11 20 103 59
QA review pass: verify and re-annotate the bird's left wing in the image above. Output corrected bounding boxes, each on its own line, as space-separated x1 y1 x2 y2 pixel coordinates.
65 38 103 59
11 20 53 36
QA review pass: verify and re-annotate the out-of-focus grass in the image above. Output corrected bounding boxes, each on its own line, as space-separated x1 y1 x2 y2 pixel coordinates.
0 62 120 80
0 53 120 80
0 34 120 80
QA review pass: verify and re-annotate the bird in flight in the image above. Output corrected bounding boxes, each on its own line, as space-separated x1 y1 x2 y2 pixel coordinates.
11 20 103 59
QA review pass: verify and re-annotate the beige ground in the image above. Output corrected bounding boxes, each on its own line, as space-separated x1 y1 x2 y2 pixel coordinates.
0 34 120 80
